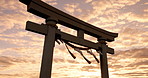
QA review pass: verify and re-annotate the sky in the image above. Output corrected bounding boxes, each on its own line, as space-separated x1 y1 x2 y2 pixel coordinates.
0 0 148 78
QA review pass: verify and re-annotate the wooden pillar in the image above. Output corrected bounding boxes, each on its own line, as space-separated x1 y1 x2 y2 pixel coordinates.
99 38 109 78
40 17 58 78
77 29 84 39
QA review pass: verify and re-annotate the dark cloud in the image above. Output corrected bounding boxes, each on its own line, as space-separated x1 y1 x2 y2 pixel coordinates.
139 66 148 69
0 56 14 70
113 72 148 77
53 58 65 63
67 59 79 64
0 56 14 64
125 72 148 76
0 74 21 77
109 64 124 69
0 73 39 78
112 48 148 58
81 65 99 72
127 60 148 67
0 56 37 70
108 48 148 77
131 48 148 58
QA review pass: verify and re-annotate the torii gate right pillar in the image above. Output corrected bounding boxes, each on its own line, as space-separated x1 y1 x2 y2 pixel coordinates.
99 38 109 78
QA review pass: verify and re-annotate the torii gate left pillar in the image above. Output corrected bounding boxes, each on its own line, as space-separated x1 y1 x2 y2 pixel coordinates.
40 17 58 78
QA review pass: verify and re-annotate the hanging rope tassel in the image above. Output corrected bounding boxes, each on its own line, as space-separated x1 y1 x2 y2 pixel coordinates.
55 39 61 45
87 49 99 63
65 43 76 59
74 48 91 64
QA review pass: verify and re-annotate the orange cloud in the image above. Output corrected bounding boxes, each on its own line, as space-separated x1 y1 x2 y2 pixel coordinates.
127 13 148 22
0 0 148 78
108 48 148 78
64 3 80 14
85 0 93 3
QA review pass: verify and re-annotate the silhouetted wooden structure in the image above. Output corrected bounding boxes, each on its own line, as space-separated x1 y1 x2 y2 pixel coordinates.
19 0 118 78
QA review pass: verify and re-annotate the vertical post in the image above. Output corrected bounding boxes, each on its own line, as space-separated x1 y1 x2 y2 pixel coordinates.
40 17 58 78
98 38 109 78
77 30 84 39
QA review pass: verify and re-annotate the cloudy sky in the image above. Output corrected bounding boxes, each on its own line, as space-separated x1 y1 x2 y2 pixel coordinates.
0 0 148 78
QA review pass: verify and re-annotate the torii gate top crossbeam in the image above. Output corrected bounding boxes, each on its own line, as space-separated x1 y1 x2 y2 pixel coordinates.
19 0 118 42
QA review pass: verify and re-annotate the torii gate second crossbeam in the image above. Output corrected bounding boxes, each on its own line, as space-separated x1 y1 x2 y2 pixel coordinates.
19 0 118 78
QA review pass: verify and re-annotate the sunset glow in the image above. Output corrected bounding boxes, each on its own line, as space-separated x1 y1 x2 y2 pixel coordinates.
0 0 148 78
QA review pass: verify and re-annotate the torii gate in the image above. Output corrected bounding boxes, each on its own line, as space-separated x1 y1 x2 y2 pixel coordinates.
19 0 118 78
